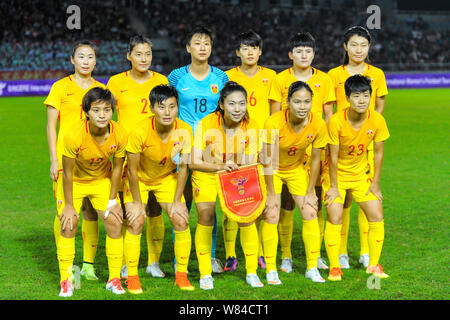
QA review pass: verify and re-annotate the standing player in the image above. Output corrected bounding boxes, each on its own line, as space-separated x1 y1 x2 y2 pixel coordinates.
268 32 335 273
168 26 229 273
224 30 276 271
328 26 388 269
323 75 389 281
122 85 194 293
45 40 105 281
263 81 328 284
57 88 127 297
107 35 169 278
190 81 263 289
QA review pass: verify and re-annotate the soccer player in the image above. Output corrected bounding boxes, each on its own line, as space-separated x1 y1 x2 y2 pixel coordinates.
168 26 229 273
268 32 335 273
328 26 388 269
122 85 194 293
224 30 276 271
263 81 328 284
323 75 389 281
45 40 105 281
57 87 127 297
107 35 169 278
190 81 264 289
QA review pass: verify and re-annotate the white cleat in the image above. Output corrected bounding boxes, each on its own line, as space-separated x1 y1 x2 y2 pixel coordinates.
106 278 125 295
359 254 370 268
120 265 128 278
305 267 326 283
211 258 224 273
317 256 329 270
59 279 74 298
246 273 264 288
199 275 214 290
266 270 282 285
339 254 350 269
146 262 165 278
280 258 293 273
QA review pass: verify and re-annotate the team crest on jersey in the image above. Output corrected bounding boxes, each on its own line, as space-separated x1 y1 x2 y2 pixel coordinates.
57 199 63 210
307 134 314 142
110 144 117 150
211 84 219 94
367 129 374 138
314 83 321 88
262 78 269 85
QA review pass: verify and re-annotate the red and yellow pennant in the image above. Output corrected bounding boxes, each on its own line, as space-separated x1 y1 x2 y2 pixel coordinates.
216 164 266 223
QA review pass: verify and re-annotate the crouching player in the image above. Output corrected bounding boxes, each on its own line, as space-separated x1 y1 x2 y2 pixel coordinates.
263 81 329 284
57 87 127 297
323 75 389 281
123 85 194 293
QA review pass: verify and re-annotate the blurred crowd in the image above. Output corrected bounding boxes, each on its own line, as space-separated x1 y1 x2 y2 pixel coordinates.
0 0 448 77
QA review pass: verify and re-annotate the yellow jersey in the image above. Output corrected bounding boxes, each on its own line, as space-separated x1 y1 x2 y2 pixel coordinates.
44 75 106 163
264 110 329 171
107 70 169 134
193 111 261 164
225 66 276 128
268 67 335 118
327 109 390 182
328 63 388 112
63 119 128 182
126 117 193 185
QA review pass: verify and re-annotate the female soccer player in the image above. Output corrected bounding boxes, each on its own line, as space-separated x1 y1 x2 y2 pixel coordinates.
45 40 105 281
323 75 389 281
57 87 127 297
190 81 263 289
168 26 229 273
122 85 194 293
328 26 388 269
268 32 335 273
224 30 276 271
263 81 329 284
107 35 169 278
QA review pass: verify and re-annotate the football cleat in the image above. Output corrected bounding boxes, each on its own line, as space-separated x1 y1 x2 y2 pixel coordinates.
366 264 389 278
125 275 143 294
175 272 195 291
280 257 293 273
317 256 329 270
146 262 165 278
359 254 370 268
199 275 214 290
106 278 125 295
211 258 224 273
328 267 343 281
246 273 264 288
80 263 98 280
339 254 350 269
266 270 282 285
305 267 326 283
224 256 238 272
59 279 74 298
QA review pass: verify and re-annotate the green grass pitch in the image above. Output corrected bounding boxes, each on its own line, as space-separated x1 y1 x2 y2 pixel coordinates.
0 88 449 300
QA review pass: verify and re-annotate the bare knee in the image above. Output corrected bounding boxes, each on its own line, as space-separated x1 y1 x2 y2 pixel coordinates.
127 214 146 235
171 214 188 232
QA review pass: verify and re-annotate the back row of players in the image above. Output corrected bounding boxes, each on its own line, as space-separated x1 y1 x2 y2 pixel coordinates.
45 26 389 297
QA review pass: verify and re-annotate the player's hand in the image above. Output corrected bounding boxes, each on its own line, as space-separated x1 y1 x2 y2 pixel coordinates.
126 201 145 226
60 205 79 231
220 161 239 172
104 200 123 225
50 160 59 181
367 182 382 201
303 191 318 212
324 187 342 207
168 201 189 225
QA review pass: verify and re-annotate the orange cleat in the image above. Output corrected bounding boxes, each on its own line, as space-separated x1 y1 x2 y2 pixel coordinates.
328 267 343 281
175 271 195 291
366 264 389 279
125 275 143 294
